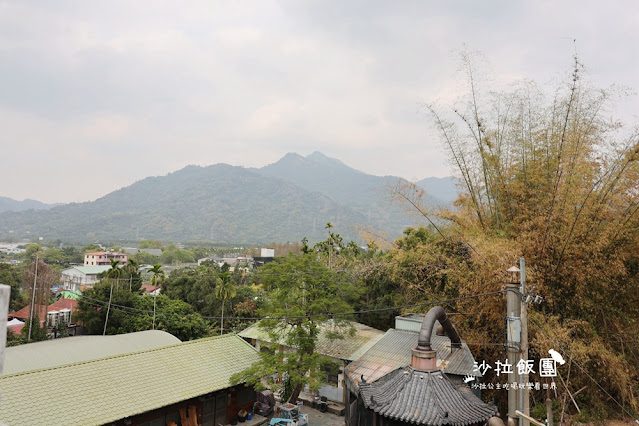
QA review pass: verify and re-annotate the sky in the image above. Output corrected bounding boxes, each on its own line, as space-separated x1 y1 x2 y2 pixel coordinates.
1 1 637 204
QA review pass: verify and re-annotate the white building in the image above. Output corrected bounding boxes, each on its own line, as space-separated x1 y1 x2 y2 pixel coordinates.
61 265 111 290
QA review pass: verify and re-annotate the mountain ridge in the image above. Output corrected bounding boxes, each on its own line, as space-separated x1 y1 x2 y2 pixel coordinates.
0 153 458 243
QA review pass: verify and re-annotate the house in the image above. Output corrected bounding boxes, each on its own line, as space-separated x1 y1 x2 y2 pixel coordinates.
84 250 128 266
344 308 498 425
6 318 24 335
123 247 163 257
61 265 111 290
254 248 276 268
9 298 79 336
140 284 161 295
0 332 261 426
239 320 385 404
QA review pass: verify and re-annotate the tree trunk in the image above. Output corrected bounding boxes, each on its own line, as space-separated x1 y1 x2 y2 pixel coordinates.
288 383 303 404
220 299 225 335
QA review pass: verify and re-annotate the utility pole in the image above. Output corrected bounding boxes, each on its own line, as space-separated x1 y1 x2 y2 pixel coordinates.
520 257 530 426
152 293 157 330
0 284 10 406
506 265 522 426
103 279 114 336
27 255 39 342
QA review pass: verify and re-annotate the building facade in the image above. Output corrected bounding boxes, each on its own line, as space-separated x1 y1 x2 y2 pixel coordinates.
84 251 128 266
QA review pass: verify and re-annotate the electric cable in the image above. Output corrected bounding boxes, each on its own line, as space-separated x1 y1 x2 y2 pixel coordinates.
73 289 508 321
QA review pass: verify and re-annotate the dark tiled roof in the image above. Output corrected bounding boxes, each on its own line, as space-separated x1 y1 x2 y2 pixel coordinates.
360 367 497 425
346 329 478 390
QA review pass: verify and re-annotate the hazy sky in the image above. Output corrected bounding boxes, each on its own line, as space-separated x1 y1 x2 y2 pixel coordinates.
1 1 637 203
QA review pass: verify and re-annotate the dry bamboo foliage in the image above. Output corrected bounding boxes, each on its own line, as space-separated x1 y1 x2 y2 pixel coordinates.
391 51 639 417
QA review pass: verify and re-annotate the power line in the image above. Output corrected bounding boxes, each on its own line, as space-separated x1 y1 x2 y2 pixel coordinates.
74 289 509 321
529 316 639 423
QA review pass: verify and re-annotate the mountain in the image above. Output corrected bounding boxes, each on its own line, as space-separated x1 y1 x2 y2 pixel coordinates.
256 151 456 236
0 197 62 213
415 177 458 204
0 153 458 243
0 164 367 243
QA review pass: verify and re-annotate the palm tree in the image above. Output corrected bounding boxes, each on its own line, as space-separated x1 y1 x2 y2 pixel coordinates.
108 258 121 277
108 259 121 288
125 258 140 291
215 278 236 335
148 264 165 287
325 222 334 269
148 264 165 330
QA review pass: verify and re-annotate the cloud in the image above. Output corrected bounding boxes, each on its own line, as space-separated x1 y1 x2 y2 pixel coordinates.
0 0 637 203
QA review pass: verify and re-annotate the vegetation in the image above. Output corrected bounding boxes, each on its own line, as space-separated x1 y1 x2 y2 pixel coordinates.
215 278 236 335
0 263 27 311
389 51 639 418
74 280 207 340
230 252 359 403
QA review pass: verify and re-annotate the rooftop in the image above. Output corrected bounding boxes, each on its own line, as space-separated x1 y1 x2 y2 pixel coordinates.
0 334 259 426
239 320 385 361
62 265 112 275
9 298 78 321
359 367 497 425
345 328 479 390
3 330 181 374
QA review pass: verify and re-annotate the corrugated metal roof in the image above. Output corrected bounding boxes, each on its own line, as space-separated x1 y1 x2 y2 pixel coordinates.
346 328 479 390
3 330 181 374
0 334 259 426
239 321 385 361
360 367 497 425
63 265 112 274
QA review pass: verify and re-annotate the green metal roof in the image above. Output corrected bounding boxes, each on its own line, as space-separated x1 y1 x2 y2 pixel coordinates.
58 290 81 299
63 265 112 275
3 330 182 374
239 320 385 361
0 334 259 426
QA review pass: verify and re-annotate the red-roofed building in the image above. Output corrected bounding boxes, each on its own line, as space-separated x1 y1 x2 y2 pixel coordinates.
9 298 80 336
141 284 161 296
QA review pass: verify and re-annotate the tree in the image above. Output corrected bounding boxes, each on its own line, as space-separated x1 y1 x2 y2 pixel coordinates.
160 245 195 265
215 278 236 335
108 259 121 278
124 295 207 341
131 250 160 266
22 314 46 342
23 244 42 262
231 253 359 403
394 51 639 416
0 263 27 311
82 243 102 253
74 282 206 340
75 282 138 335
148 264 165 287
123 258 142 292
138 239 164 249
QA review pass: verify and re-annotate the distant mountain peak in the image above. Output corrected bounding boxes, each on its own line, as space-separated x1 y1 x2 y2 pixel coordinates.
282 152 305 160
306 151 327 159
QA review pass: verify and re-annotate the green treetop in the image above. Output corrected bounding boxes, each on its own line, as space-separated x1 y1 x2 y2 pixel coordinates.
231 253 359 403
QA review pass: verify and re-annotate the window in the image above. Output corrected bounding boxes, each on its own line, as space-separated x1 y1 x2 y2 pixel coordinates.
322 362 340 386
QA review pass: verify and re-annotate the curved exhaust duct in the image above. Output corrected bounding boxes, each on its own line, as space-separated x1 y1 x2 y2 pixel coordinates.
416 306 462 351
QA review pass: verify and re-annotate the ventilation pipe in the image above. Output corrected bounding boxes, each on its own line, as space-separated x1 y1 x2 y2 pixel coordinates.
411 306 462 371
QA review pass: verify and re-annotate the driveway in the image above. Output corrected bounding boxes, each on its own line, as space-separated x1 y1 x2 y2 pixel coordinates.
300 406 345 426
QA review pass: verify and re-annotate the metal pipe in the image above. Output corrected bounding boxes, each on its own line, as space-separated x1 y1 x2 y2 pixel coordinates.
416 306 462 351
